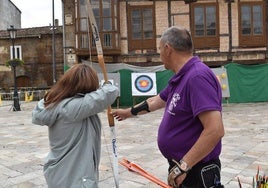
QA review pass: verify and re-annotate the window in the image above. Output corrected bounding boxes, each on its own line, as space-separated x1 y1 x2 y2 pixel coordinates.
239 2 266 47
128 5 156 51
190 3 219 49
10 45 22 59
76 0 120 54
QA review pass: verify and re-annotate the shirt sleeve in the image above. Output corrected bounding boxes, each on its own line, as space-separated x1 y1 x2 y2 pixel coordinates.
188 74 222 117
159 86 170 102
60 84 119 121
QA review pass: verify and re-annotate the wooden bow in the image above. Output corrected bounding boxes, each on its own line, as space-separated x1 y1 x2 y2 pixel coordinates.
86 1 119 187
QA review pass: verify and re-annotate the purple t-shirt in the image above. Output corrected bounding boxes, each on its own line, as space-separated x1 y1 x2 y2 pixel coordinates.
158 56 222 162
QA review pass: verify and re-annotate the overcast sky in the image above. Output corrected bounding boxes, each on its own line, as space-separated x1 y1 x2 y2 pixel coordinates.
11 0 63 28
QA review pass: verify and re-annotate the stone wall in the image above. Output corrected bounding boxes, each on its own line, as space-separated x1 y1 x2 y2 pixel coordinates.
0 27 64 91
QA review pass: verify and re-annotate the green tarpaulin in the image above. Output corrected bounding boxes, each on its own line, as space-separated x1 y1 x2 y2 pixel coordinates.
117 63 268 105
225 63 268 103
68 61 268 105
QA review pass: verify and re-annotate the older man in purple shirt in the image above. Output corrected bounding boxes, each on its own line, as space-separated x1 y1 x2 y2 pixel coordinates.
112 26 225 188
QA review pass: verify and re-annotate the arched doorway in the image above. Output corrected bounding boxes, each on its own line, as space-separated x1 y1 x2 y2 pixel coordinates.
17 75 31 87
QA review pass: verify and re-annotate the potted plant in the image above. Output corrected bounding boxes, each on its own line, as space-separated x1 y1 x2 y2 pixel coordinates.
5 58 24 67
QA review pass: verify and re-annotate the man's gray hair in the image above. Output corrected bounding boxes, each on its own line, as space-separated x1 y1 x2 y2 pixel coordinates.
161 26 193 53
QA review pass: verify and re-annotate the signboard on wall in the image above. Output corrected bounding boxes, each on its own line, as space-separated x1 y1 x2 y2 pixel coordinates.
98 73 121 96
211 67 230 98
131 73 157 96
67 54 76 67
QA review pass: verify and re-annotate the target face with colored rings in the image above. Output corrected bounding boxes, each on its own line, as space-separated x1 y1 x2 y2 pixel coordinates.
134 75 154 93
131 73 157 96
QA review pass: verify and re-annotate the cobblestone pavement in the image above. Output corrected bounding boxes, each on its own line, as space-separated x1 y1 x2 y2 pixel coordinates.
0 101 267 188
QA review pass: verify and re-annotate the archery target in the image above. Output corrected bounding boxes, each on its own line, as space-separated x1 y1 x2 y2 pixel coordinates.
131 73 157 96
211 67 230 98
98 73 121 96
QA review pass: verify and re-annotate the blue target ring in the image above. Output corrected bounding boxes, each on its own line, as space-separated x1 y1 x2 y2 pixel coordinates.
134 75 154 93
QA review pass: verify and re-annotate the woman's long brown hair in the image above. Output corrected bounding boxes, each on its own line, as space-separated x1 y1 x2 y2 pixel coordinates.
44 63 99 107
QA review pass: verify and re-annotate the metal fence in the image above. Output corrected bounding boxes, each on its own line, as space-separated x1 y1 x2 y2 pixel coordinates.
0 90 47 107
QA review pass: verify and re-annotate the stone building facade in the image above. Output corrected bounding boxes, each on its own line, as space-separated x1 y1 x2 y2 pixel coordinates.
0 0 267 91
62 0 268 68
0 0 21 30
0 26 63 91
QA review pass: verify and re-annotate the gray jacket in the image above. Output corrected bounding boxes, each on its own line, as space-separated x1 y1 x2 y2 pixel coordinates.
32 84 119 188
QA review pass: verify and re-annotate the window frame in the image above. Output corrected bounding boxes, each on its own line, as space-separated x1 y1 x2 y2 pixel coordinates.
238 1 266 47
10 45 22 60
190 2 219 49
76 0 120 55
127 5 156 52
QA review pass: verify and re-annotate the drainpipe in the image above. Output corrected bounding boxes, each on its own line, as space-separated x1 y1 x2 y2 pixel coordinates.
52 0 56 84
61 0 67 72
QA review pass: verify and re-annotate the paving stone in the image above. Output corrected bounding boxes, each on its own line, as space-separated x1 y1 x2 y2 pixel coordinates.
0 101 267 187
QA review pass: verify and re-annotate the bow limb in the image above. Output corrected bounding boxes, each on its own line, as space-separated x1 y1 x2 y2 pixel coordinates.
86 0 119 187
